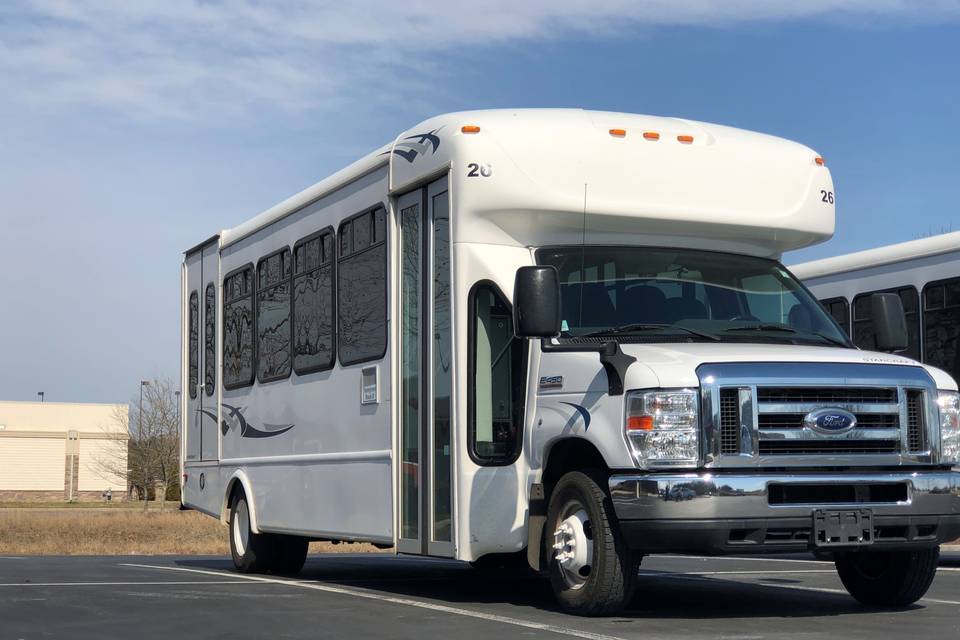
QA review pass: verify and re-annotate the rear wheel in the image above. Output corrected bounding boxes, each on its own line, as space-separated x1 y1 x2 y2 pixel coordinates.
545 471 639 616
229 492 274 573
835 547 939 607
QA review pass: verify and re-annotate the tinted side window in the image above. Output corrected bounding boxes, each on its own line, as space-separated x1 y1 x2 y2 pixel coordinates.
204 284 216 396
223 267 254 389
923 278 960 382
470 284 527 464
338 207 387 365
189 290 199 399
819 297 850 337
853 286 920 360
293 230 335 374
257 249 292 382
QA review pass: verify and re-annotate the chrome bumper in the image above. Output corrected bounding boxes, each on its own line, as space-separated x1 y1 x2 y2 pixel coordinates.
609 470 960 521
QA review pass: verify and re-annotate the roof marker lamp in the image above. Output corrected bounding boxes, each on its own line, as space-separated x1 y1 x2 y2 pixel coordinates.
609 128 627 137
643 131 660 141
461 125 481 134
938 391 960 464
625 389 699 469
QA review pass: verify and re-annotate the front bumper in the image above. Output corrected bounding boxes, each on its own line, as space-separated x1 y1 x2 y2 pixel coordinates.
610 470 960 554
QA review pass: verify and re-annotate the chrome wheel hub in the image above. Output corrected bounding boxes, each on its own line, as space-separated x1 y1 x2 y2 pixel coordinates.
552 508 593 588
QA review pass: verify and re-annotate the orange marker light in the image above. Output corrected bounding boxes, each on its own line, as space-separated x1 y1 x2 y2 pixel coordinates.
627 415 655 431
814 156 825 166
643 131 660 141
609 128 627 137
461 125 481 134
677 135 694 144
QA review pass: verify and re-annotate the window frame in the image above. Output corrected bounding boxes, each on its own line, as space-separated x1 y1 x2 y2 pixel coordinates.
292 226 337 376
204 282 217 397
852 285 921 358
255 246 294 385
467 280 529 467
188 289 199 400
921 275 960 376
819 296 851 337
337 204 389 367
222 263 256 391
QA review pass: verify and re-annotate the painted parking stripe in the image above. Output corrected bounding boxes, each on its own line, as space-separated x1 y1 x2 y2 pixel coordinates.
123 563 626 640
648 573 960 606
0 580 255 587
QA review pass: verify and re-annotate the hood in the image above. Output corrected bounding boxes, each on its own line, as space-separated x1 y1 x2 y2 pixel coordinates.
612 343 958 391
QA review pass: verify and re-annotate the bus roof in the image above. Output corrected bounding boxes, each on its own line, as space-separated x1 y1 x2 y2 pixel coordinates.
791 230 960 280
206 109 833 256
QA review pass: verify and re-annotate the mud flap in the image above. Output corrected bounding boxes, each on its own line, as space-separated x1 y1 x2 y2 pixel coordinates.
527 483 546 571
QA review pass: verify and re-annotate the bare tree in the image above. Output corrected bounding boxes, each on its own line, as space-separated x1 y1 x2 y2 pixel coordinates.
94 377 180 512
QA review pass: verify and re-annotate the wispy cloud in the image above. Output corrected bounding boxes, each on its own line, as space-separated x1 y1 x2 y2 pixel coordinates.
2 1 958 119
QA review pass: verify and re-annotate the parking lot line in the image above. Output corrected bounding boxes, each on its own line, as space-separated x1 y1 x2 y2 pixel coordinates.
650 573 960 606
122 563 628 640
0 580 255 587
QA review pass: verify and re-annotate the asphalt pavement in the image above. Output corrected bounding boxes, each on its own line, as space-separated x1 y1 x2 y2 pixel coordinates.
2 550 959 639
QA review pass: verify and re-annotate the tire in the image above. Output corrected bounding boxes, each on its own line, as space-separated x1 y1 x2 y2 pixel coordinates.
229 492 274 573
835 547 940 607
272 535 309 576
544 470 639 616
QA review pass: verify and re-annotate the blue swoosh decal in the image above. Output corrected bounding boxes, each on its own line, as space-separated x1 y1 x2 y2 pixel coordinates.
559 402 591 430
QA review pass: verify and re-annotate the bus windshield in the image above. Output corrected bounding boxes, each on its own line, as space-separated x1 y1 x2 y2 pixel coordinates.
537 246 851 347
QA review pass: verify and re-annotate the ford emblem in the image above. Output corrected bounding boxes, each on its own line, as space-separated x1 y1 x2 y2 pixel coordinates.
803 408 858 434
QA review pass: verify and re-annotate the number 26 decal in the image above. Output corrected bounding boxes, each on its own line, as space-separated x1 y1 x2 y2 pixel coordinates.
467 163 492 177
820 190 835 204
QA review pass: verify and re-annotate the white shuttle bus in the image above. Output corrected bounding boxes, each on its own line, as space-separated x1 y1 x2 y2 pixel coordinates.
792 231 960 389
182 109 960 615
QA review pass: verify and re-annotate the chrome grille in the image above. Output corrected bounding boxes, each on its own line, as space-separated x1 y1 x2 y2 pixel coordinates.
719 388 740 454
756 387 898 404
758 440 900 455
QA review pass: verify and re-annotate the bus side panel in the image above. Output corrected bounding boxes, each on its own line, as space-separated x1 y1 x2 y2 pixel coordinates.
217 167 393 541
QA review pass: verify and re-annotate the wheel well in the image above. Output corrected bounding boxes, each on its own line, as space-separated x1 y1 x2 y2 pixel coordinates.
221 478 246 524
541 438 609 498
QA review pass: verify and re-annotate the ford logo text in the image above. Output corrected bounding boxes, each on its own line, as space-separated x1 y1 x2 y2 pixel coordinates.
803 408 858 434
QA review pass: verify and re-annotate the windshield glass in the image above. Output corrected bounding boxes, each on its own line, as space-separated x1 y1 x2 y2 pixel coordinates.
537 246 850 347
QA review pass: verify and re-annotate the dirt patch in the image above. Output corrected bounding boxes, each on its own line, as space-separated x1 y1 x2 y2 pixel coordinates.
0 508 385 556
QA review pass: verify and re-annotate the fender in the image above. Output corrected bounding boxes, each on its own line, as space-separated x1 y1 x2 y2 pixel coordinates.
220 469 261 534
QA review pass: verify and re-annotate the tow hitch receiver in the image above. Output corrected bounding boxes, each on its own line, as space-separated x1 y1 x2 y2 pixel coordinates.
814 509 874 547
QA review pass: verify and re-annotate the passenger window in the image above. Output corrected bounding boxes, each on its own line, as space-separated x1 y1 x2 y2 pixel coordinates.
923 278 960 382
819 297 850 337
853 287 920 360
188 290 199 399
223 266 255 389
470 284 527 464
293 229 335 374
257 249 292 382
204 283 216 396
338 207 388 365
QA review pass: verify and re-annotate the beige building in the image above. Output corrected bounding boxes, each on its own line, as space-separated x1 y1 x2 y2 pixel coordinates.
0 401 128 501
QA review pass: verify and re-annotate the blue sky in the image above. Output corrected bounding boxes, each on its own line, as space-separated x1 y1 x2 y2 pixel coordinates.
1 2 959 403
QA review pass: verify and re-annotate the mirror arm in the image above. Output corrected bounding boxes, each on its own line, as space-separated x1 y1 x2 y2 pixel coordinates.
539 339 636 396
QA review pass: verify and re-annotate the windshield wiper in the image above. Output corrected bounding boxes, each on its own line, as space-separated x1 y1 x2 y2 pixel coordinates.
583 323 720 341
725 324 850 348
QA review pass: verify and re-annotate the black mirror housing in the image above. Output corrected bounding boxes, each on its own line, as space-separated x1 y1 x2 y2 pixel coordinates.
871 293 909 353
513 266 561 338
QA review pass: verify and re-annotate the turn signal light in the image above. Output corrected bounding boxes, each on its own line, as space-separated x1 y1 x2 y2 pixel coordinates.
461 125 481 134
643 131 660 141
627 415 654 431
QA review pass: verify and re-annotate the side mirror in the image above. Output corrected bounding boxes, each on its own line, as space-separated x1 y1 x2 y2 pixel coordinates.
871 293 908 353
513 266 561 338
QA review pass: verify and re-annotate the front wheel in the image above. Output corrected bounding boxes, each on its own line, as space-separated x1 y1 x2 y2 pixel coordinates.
545 471 639 616
229 493 274 573
835 547 939 607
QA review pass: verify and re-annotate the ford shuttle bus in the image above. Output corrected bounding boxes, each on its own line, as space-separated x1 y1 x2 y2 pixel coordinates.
181 109 960 615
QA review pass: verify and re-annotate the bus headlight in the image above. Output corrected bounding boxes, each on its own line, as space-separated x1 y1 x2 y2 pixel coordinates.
938 391 960 464
625 389 700 469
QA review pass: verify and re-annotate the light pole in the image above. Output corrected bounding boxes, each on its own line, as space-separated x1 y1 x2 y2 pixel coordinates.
37 391 44 403
140 380 150 507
